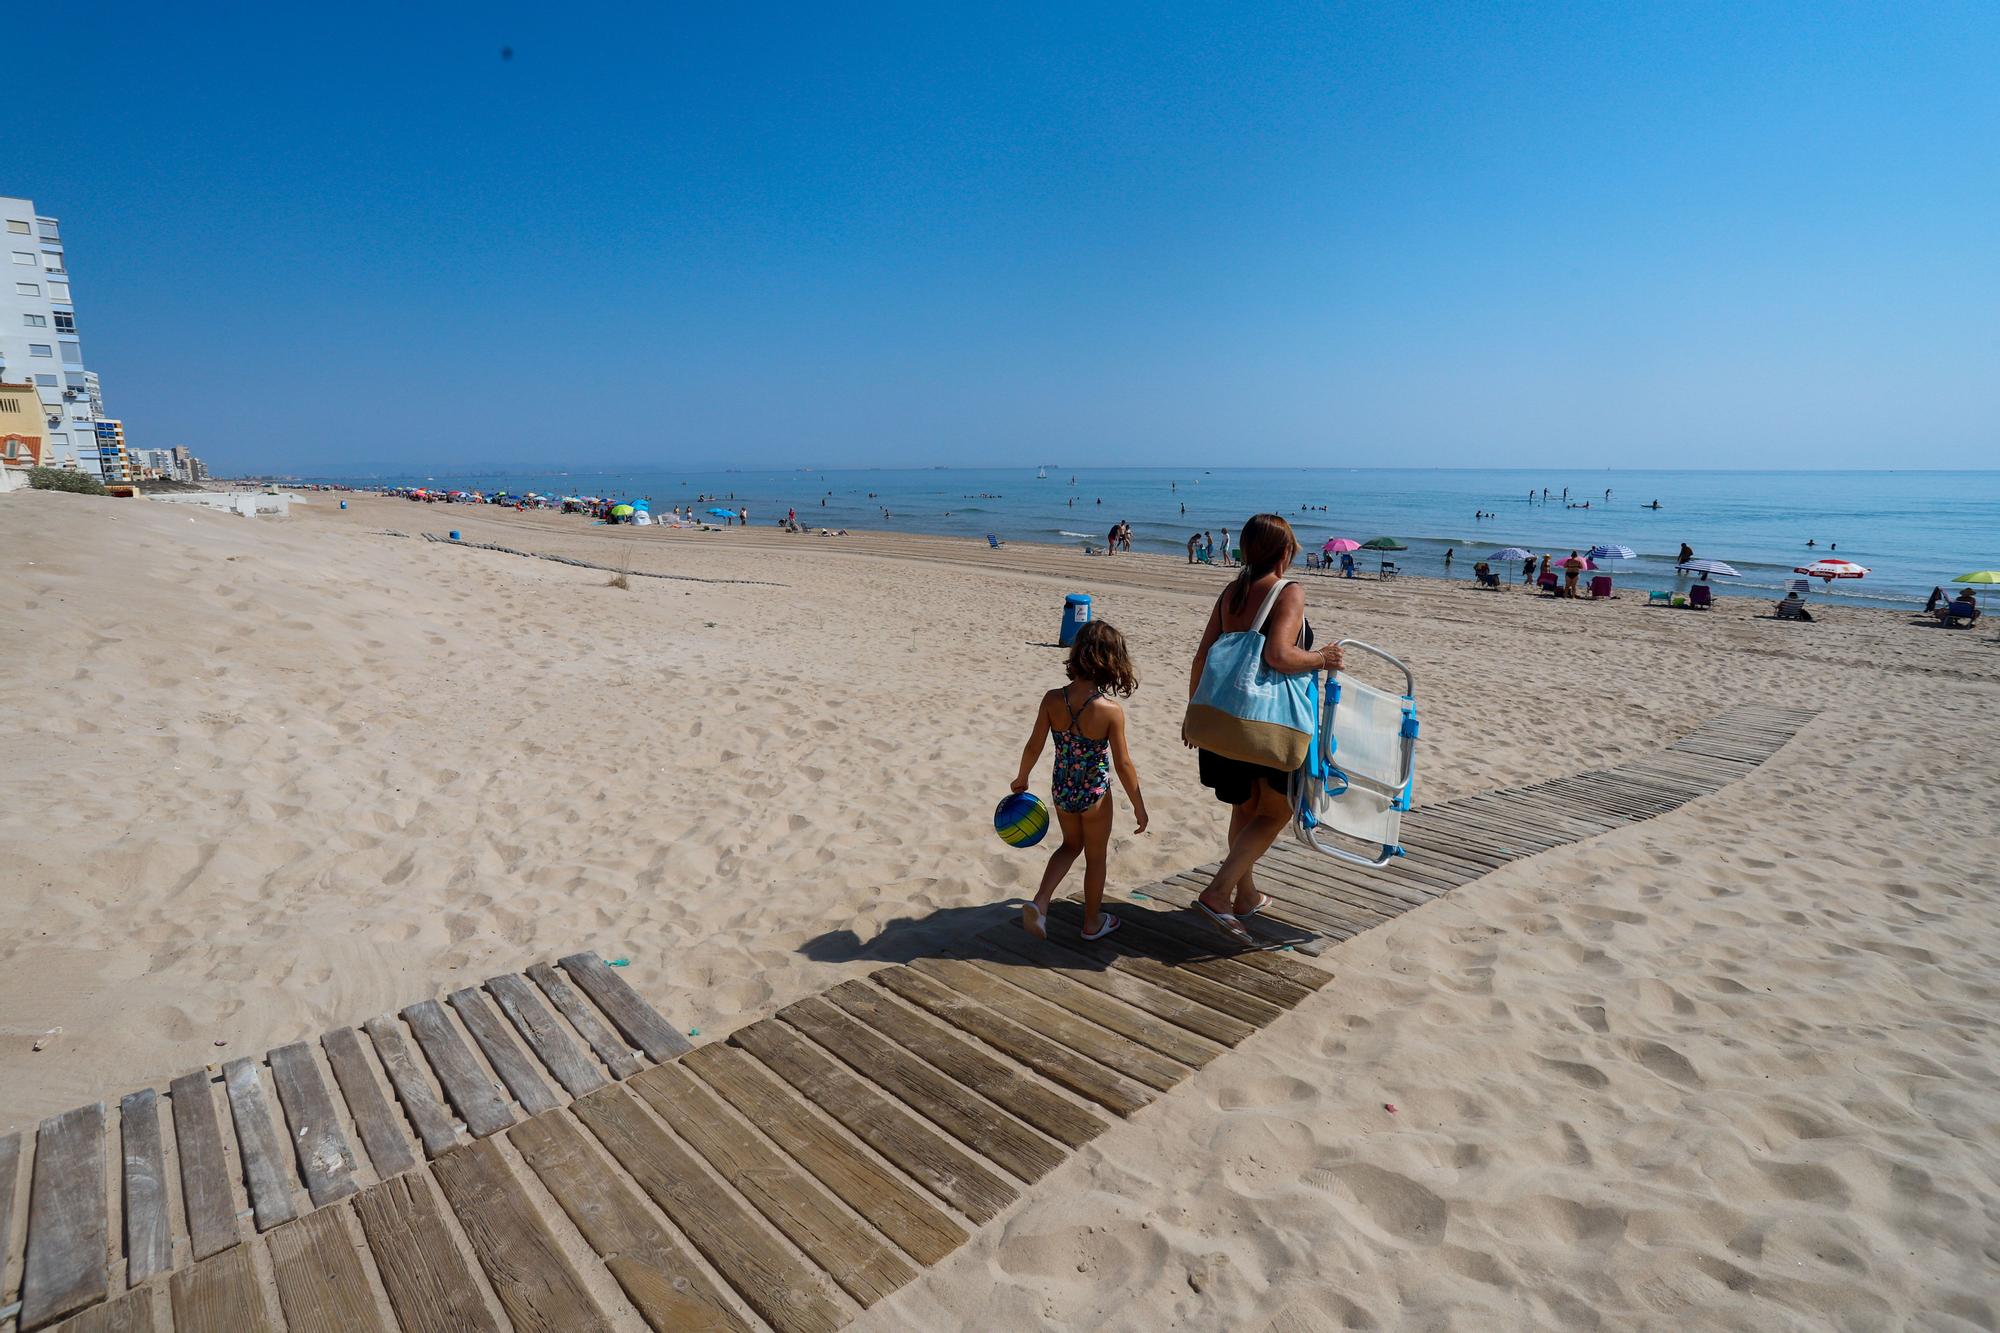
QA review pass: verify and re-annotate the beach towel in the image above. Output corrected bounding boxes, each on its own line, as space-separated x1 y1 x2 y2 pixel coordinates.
1183 579 1317 770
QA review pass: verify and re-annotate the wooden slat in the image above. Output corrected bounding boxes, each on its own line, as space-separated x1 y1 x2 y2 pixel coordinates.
56 1284 153 1333
571 1086 850 1333
266 1042 359 1207
510 1112 750 1333
117 1089 170 1286
400 1000 514 1138
908 956 1192 1091
432 1138 614 1333
557 952 691 1062
529 963 643 1080
979 926 1258 1046
1092 903 1323 999
729 1019 1017 1224
819 980 1104 1150
955 949 1226 1067
682 1044 966 1268
873 966 1153 1117
485 973 609 1099
222 1058 299 1231
448 988 561 1116
0 1130 19 1303
267 1205 391 1333
631 1064 918 1306
168 1071 239 1262
361 1017 461 1160
777 996 1064 1183
1031 916 1288 1027
321 1027 418 1179
352 1172 501 1333
19 1102 108 1330
169 1242 275 1331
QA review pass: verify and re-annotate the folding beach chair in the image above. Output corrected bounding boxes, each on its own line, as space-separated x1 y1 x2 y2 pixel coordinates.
986 533 1005 548
1291 642 1418 868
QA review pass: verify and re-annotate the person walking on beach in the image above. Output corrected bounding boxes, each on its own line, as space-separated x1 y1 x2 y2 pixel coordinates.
1523 555 1536 584
1563 550 1585 598
1220 527 1232 567
1184 515 1343 943
1187 533 1200 564
1011 620 1148 942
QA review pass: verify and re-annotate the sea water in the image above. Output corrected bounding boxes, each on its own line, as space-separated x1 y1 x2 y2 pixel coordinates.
331 466 1999 610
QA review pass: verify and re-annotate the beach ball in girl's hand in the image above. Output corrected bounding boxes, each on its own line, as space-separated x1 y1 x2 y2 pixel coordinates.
994 793 1050 848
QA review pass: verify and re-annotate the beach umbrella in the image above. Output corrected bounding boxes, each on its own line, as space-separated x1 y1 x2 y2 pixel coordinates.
1322 537 1361 554
1586 544 1636 561
1360 537 1407 551
610 503 634 518
1794 558 1869 581
1490 547 1533 562
1950 571 2000 585
1676 559 1740 581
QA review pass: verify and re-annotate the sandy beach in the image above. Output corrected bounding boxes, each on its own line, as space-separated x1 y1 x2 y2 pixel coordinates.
4 490 1997 1329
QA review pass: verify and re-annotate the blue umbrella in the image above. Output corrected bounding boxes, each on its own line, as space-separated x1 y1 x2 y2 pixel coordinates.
706 507 735 518
1587 544 1636 561
1491 547 1534 561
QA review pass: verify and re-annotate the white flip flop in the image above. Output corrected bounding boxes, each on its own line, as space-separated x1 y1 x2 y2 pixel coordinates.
1194 900 1254 944
1081 913 1122 942
1022 903 1048 941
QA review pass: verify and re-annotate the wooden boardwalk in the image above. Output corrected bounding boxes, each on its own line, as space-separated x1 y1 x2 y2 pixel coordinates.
0 705 1814 1332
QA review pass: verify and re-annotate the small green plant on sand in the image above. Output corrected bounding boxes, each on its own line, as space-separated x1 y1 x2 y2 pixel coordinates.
26 467 107 495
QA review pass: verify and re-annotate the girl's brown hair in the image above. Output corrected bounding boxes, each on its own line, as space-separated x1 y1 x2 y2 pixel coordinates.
1065 620 1139 697
1226 513 1300 613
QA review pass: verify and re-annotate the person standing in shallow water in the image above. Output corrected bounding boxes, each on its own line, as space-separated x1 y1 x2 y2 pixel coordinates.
1184 514 1343 943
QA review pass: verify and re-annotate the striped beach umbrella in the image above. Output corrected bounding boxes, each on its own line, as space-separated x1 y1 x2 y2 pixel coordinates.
1794 558 1869 581
1676 559 1740 580
1586 544 1636 561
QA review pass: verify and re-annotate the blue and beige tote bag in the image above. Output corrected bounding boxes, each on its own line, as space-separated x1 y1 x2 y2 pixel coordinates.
1183 578 1318 770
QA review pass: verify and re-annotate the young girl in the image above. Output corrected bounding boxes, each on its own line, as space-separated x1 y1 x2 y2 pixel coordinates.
1009 620 1148 941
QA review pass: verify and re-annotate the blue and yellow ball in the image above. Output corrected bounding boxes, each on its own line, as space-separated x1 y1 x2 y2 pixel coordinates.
993 792 1050 848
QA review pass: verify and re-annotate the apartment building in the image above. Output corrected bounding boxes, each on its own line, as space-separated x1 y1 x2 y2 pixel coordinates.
0 379 45 490
0 196 106 476
92 418 130 482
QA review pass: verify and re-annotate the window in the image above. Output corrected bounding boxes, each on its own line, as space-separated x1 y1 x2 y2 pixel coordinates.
49 282 69 300
38 222 58 240
5 220 26 234
15 282 38 296
23 313 45 327
29 343 51 357
0 398 18 413
59 341 81 364
4 439 19 458
64 372 85 386
42 256 62 273
33 374 56 386
10 252 33 265
53 312 73 332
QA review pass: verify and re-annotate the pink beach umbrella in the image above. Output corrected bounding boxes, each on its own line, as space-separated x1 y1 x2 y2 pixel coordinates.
1323 538 1361 554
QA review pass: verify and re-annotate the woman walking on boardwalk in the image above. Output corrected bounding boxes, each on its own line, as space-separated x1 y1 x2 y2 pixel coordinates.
1183 514 1342 942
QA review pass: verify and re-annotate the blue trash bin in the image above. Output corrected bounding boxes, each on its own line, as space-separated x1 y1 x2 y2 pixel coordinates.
1060 593 1092 647
449 530 461 541
339 500 348 510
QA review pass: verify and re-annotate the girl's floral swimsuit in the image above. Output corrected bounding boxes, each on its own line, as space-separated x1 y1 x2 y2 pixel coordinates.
1052 687 1111 812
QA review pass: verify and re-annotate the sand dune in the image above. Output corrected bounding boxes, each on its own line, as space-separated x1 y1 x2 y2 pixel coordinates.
3 490 1996 1328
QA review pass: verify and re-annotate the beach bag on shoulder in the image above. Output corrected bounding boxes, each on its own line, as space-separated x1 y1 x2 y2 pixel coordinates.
1183 578 1318 770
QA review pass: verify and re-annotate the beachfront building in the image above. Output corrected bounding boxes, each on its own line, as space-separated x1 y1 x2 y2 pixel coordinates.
0 196 108 477
0 380 46 490
92 419 130 482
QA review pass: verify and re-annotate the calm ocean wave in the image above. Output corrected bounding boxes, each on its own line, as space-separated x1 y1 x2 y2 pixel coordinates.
320 467 1999 610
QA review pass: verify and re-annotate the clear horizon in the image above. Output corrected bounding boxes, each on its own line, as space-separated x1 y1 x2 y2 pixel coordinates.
16 3 2000 474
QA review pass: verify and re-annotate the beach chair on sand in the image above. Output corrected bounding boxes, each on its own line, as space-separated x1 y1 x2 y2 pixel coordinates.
1379 560 1399 580
987 533 1005 549
1292 642 1418 868
1690 584 1713 610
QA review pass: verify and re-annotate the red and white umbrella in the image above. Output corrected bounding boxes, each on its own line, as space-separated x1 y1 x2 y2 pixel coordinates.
1795 558 1870 581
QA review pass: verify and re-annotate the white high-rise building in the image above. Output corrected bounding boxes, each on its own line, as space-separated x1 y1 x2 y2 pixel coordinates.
0 196 106 476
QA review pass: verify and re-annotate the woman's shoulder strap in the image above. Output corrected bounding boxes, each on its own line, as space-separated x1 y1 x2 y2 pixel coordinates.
1250 577 1293 632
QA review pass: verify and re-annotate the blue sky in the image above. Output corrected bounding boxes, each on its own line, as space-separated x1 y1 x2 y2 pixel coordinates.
16 2 1999 472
